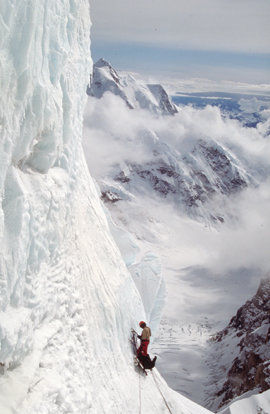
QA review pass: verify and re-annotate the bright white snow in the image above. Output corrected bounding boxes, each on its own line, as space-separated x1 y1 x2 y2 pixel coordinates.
218 389 270 414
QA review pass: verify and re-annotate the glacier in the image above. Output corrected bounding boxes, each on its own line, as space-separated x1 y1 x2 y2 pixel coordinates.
0 1 214 413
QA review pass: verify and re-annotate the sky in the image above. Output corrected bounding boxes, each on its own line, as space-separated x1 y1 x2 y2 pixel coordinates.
90 0 270 84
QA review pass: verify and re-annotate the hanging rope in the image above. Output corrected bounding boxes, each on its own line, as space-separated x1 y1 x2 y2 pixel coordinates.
138 368 142 414
131 328 172 413
131 329 142 414
152 370 173 414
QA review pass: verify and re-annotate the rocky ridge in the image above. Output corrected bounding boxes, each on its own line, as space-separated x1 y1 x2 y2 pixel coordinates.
99 135 251 222
206 278 270 410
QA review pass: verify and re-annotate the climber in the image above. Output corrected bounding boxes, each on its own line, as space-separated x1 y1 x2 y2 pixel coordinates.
137 321 157 369
137 321 151 356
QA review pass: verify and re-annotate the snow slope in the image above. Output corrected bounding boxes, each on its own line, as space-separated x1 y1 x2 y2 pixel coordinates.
218 389 270 414
0 1 213 413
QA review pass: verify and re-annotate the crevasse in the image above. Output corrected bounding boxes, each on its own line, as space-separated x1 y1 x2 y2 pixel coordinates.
0 1 212 413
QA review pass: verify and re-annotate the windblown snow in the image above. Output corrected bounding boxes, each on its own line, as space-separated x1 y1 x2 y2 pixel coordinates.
0 1 213 413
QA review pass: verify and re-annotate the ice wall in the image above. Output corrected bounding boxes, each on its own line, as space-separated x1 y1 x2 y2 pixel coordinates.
0 0 92 361
0 1 212 413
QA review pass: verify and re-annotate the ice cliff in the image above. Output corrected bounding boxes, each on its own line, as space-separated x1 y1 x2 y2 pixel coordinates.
0 1 212 413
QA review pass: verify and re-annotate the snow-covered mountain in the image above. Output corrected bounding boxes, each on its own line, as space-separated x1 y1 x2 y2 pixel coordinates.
0 1 215 413
100 135 252 223
88 58 178 115
205 277 270 411
87 60 263 223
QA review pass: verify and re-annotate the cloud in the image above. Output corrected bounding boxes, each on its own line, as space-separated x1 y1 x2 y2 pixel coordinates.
90 0 270 54
156 72 270 93
211 182 270 273
84 93 270 179
83 92 270 321
117 180 270 321
83 93 156 176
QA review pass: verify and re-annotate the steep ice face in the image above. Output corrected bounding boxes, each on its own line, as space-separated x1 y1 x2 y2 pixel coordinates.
106 211 166 337
1 0 89 355
0 0 91 356
0 1 213 413
88 58 178 115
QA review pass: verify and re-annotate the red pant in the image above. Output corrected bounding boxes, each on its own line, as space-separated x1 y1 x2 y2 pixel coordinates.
137 340 149 356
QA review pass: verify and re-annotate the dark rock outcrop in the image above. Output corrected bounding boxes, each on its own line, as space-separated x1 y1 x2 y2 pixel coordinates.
108 138 250 217
212 278 270 409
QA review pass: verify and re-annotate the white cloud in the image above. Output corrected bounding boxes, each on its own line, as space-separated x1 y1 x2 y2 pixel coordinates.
83 93 156 176
83 92 270 267
90 0 270 54
210 181 270 273
83 92 270 322
84 93 270 178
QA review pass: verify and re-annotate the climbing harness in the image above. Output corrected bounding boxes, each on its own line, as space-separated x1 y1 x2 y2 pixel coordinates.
131 330 148 375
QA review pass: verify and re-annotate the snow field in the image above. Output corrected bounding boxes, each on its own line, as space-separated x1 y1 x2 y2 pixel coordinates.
218 389 270 414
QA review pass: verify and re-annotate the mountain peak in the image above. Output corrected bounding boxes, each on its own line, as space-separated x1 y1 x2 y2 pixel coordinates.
88 59 178 115
95 57 112 68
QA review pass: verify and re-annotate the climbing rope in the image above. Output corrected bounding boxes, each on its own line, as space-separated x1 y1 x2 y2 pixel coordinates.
152 370 173 414
132 328 172 413
138 368 142 414
132 329 142 414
